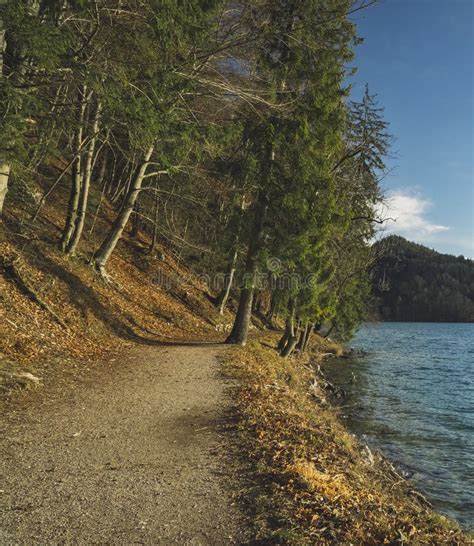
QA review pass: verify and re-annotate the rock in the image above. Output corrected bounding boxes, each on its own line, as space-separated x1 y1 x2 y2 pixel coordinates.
0 369 42 395
343 348 368 359
363 444 374 466
15 372 41 384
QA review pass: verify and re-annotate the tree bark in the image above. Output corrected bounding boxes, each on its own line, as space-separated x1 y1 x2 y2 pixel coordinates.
268 288 279 321
92 146 154 273
0 16 10 221
60 86 88 251
277 296 296 351
301 322 313 353
280 335 298 358
149 185 160 255
215 190 245 314
226 138 274 346
0 1 42 221
277 330 289 352
324 322 335 339
296 324 306 352
130 201 141 239
296 321 311 354
225 192 268 345
66 98 101 255
216 246 238 315
253 290 262 313
0 163 11 221
0 14 5 76
225 287 255 345
95 149 108 190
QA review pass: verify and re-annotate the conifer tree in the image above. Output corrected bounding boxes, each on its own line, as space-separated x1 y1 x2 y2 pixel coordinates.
0 0 68 219
226 0 357 345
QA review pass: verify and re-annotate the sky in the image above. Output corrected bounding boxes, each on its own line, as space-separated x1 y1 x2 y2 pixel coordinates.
348 0 473 257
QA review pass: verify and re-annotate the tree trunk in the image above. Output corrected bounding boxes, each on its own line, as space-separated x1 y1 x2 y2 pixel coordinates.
225 287 255 345
301 322 313 353
277 296 296 351
0 1 41 221
324 322 335 339
216 246 237 315
0 163 11 221
60 86 88 251
130 201 141 239
92 146 154 273
0 14 5 76
280 335 298 358
296 321 311 354
296 324 306 352
60 154 82 251
95 150 108 190
268 288 279 321
277 330 289 352
253 290 262 313
225 192 268 345
87 149 108 236
149 185 160 255
215 190 245 314
279 294 298 359
0 16 10 221
226 138 273 346
109 158 133 204
66 98 101 255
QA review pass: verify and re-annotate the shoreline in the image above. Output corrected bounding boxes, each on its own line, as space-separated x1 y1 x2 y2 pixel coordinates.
321 323 473 532
316 359 442 511
224 334 470 544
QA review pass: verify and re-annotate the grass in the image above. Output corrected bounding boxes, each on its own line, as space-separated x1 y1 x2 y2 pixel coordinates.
223 335 470 545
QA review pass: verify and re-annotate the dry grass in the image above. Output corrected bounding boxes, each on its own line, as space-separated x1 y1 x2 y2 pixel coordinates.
223 336 471 545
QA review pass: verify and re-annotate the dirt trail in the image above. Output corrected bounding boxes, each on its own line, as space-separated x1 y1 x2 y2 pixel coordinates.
0 344 253 545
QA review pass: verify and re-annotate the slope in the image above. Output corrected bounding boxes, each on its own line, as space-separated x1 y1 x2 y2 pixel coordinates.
371 235 474 322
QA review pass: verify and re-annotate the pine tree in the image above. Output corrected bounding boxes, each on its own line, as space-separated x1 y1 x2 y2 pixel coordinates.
226 0 357 345
0 0 69 219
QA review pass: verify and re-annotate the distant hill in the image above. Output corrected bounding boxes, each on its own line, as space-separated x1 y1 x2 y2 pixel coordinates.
371 236 474 322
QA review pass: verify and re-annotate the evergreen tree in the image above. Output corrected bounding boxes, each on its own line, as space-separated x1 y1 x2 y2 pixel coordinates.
226 0 357 345
0 0 393 351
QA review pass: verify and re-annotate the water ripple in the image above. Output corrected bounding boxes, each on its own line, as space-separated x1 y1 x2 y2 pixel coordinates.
324 322 474 529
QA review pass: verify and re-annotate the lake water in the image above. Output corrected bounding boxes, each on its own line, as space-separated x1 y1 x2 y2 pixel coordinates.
323 322 474 529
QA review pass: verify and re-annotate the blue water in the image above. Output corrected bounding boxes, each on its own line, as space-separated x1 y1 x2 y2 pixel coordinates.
323 322 474 529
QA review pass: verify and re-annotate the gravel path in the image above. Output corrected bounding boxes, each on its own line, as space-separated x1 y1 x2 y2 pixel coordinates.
0 344 252 545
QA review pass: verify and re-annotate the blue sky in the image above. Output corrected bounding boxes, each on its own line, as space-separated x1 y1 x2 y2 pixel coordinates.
349 0 473 257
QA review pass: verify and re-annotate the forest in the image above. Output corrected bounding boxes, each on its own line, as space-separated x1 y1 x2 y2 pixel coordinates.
371 236 474 323
0 0 390 353
2 4 473 544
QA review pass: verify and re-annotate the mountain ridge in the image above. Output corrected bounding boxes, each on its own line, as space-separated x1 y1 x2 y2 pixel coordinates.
371 235 474 322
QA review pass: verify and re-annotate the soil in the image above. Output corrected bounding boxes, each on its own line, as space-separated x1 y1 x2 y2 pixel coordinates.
0 343 254 545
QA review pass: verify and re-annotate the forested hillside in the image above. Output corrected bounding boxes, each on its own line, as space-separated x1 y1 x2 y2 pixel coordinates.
372 236 474 322
2 4 472 543
1 0 390 360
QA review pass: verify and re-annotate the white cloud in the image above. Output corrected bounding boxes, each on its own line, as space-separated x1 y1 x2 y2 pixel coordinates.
375 189 450 240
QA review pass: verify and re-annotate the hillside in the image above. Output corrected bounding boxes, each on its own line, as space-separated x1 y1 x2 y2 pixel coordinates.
371 236 474 322
0 173 234 394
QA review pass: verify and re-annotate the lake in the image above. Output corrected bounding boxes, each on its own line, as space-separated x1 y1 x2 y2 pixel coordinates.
323 322 474 529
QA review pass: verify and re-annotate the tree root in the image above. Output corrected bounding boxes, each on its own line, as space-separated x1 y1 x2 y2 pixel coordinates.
92 262 124 292
1 257 68 329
